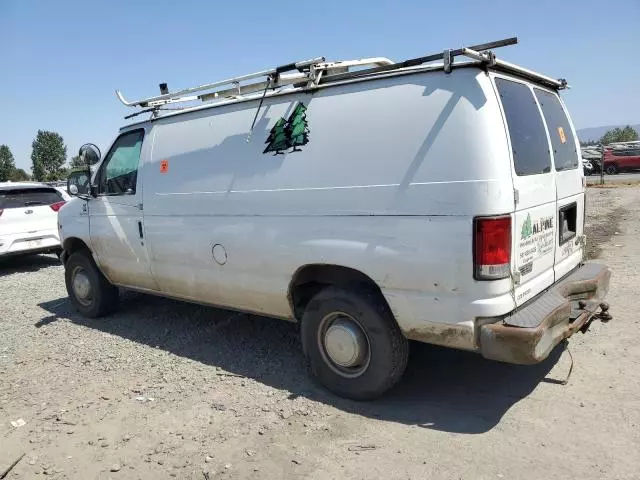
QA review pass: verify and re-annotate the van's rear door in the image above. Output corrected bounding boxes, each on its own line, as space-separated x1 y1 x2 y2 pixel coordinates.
532 88 584 280
494 77 557 306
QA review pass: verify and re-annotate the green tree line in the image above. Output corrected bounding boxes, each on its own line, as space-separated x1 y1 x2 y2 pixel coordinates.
1 130 84 182
600 125 638 145
581 125 639 147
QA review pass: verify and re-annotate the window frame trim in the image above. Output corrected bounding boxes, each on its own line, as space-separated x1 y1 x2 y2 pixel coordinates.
96 128 146 197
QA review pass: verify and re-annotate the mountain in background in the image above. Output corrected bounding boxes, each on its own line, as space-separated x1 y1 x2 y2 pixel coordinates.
577 124 640 142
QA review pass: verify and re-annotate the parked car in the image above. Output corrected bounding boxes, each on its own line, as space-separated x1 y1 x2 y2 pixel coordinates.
59 41 611 399
582 159 595 175
0 182 66 258
603 147 640 174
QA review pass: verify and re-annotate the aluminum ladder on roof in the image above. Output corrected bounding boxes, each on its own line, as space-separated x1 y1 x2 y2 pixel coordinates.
115 56 395 109
115 36 568 118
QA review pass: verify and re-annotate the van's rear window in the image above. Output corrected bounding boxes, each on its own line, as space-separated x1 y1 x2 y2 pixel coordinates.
0 188 62 209
495 78 551 176
534 89 579 171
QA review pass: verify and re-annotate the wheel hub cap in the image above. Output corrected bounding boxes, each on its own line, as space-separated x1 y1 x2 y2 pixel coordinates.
72 269 92 301
324 317 368 368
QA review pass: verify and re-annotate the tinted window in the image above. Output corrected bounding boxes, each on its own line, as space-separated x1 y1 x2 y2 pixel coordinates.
534 89 579 171
613 149 640 157
99 130 144 195
495 78 551 176
0 188 62 209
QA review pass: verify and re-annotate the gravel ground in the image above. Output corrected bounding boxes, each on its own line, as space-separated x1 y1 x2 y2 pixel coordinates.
1 187 639 479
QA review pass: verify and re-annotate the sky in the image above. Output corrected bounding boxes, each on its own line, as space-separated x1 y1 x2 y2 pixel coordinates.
1 0 639 172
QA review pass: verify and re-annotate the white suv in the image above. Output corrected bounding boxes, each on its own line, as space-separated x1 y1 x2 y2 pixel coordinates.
0 182 66 258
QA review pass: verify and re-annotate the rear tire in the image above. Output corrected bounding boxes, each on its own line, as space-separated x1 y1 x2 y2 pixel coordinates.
605 164 618 175
65 251 119 317
301 286 409 400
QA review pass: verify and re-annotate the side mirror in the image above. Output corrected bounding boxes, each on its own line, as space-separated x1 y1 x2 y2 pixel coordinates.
78 143 101 166
67 171 90 196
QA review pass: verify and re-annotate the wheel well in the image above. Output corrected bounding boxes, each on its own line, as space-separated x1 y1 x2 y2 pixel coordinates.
288 264 391 321
62 237 91 257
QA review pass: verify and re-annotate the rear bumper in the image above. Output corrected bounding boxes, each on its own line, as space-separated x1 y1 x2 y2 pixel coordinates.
0 230 60 257
479 262 611 365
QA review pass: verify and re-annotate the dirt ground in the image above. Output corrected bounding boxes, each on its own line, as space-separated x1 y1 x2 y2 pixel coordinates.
1 187 639 480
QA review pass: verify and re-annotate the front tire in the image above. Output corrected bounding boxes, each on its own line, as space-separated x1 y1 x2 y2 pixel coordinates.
301 286 409 400
605 164 618 175
65 251 119 317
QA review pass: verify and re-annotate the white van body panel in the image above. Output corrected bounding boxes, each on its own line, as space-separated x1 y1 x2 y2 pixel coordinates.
57 198 91 251
59 65 586 353
139 69 514 350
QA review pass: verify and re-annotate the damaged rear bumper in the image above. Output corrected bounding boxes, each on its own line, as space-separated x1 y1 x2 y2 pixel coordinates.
479 262 611 365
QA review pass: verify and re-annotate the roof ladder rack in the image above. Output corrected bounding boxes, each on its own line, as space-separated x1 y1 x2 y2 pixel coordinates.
115 56 397 111
115 36 568 119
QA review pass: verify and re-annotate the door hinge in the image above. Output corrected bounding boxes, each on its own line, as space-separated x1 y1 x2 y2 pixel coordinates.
513 188 520 206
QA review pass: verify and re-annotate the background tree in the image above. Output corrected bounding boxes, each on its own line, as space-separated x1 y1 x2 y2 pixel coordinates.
0 144 16 181
69 155 85 170
600 125 639 145
9 168 30 181
31 130 67 181
620 125 639 142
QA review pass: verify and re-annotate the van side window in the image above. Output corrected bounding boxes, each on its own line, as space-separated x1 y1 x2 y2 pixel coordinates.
534 89 579 171
495 78 551 176
99 130 144 195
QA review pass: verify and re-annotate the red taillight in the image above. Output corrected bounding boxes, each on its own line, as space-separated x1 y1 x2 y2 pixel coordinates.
50 201 66 212
474 216 511 280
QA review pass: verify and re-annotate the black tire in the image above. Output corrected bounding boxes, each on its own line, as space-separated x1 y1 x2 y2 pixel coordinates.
605 164 618 175
64 250 119 317
301 286 409 400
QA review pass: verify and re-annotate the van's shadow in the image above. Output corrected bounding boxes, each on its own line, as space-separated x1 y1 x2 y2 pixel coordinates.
0 254 61 277
38 293 567 434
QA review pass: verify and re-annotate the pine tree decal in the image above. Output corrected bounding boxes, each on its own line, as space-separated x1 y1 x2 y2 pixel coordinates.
285 103 309 152
521 213 533 240
263 118 289 155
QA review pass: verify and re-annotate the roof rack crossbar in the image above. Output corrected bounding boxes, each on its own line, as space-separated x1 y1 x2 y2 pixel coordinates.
316 37 519 84
461 47 568 89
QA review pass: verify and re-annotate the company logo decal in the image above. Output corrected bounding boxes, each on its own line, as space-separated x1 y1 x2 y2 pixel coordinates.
263 103 309 155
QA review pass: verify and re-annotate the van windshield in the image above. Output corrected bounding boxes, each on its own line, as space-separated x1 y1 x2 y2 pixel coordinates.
534 89 579 171
495 78 551 176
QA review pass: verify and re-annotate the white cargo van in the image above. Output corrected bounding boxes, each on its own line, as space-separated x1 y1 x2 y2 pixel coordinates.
60 38 611 399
